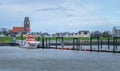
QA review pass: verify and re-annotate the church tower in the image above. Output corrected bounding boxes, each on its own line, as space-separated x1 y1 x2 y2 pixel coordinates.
24 17 30 33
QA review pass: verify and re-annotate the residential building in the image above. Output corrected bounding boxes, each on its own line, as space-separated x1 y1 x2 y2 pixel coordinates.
112 27 120 37
63 32 71 37
54 33 63 37
70 32 77 37
78 31 90 37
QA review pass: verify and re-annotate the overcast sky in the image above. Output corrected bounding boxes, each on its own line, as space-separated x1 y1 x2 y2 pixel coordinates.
0 0 120 33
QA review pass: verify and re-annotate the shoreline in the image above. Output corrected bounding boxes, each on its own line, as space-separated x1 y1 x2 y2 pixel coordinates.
0 43 18 46
0 42 120 46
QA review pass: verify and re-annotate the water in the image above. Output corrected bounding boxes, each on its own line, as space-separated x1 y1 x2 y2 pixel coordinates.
0 46 120 71
52 45 120 51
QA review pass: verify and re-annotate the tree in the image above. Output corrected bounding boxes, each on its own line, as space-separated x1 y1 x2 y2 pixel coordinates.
102 31 112 38
91 31 102 38
0 28 8 36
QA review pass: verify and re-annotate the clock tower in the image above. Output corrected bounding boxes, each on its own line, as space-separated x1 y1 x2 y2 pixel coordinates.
24 17 30 33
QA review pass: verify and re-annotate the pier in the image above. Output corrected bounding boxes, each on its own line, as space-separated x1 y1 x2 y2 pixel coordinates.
0 36 120 53
34 37 120 53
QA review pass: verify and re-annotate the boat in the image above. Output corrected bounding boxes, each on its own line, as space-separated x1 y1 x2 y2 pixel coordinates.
17 35 41 49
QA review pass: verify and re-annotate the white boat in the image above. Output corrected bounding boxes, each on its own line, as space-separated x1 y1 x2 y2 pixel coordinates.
17 35 41 49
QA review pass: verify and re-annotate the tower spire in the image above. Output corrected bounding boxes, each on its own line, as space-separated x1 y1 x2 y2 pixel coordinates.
24 17 30 33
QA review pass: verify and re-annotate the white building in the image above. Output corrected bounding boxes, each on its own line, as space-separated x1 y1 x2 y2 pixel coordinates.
77 31 90 37
70 31 90 37
112 27 120 37
63 32 71 37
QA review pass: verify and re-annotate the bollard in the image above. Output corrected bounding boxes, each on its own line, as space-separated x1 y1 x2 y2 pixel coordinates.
101 39 102 49
61 37 64 48
90 37 92 51
108 38 110 50
46 38 47 48
76 38 80 50
116 39 117 49
56 37 58 49
48 37 50 47
97 37 100 51
42 38 44 48
73 38 75 50
113 37 115 53
37 37 41 48
21 33 24 46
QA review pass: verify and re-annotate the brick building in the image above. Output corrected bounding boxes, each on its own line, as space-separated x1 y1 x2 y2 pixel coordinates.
10 17 30 36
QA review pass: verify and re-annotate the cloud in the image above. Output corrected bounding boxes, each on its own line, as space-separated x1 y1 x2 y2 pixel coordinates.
2 0 64 5
35 7 66 12
34 7 73 12
66 14 76 17
0 0 120 33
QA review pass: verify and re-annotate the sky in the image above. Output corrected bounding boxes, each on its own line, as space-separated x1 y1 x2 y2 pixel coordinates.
0 0 120 34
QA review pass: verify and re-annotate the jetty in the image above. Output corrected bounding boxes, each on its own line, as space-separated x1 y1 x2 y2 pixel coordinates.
32 37 120 53
0 36 120 53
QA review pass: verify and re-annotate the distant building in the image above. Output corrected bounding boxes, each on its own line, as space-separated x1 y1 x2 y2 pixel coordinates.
0 28 8 36
30 32 42 37
10 17 30 36
52 31 90 37
41 33 50 37
63 32 71 37
11 27 25 33
54 33 63 37
112 27 120 37
90 31 102 38
71 33 78 37
77 31 90 37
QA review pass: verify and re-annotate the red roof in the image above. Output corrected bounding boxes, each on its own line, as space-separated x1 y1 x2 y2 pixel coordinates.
11 27 30 33
11 27 25 33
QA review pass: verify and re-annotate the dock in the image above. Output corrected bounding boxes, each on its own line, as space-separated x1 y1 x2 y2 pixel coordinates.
0 37 120 53
36 37 120 53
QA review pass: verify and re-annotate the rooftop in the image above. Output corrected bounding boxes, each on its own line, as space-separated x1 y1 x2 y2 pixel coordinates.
11 27 25 33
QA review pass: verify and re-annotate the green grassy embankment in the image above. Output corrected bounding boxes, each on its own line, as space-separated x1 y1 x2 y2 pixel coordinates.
0 36 117 43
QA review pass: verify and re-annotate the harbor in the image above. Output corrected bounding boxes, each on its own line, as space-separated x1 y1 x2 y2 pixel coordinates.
1 0 120 71
0 36 120 53
28 37 120 53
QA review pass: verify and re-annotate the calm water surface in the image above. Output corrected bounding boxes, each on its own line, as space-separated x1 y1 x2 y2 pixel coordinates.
0 46 120 71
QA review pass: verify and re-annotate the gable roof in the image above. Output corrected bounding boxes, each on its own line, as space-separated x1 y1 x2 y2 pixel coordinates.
11 27 25 33
78 31 90 34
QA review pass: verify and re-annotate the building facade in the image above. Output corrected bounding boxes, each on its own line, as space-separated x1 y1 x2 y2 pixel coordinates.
77 31 90 37
112 27 120 37
52 31 90 37
11 17 30 36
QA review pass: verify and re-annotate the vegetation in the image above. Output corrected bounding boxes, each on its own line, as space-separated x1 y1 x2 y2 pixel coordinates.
0 37 12 43
0 36 116 43
0 36 25 43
